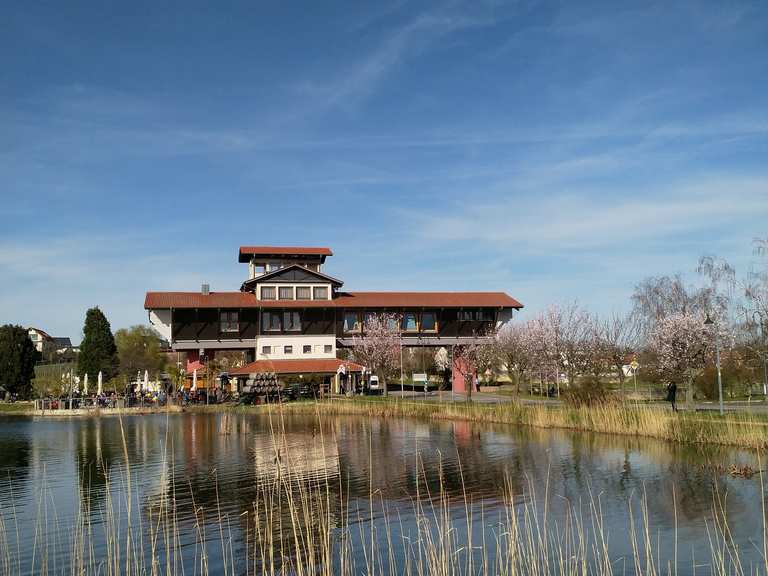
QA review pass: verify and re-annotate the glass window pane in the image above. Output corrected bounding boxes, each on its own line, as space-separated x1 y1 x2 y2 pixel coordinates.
421 312 436 331
324 344 333 354
284 345 292 354
279 286 293 300
303 345 311 354
296 286 311 299
261 286 276 300
402 313 418 331
262 311 281 331
284 311 301 331
262 346 271 354
313 286 328 300
387 316 400 331
344 312 360 332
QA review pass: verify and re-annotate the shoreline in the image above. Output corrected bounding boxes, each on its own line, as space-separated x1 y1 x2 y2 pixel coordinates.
6 397 768 449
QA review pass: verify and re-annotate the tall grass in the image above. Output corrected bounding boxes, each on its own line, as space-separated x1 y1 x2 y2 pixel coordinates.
232 398 768 450
0 408 765 575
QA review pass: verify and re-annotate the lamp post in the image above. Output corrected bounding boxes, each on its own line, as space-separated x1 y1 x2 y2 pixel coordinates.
704 314 724 416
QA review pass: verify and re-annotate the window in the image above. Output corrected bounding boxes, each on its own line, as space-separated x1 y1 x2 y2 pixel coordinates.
324 344 333 354
262 346 271 355
313 286 328 300
267 263 282 271
402 312 418 332
421 311 437 332
220 311 239 333
262 311 281 331
387 316 400 331
363 311 376 328
476 309 494 321
253 263 266 275
458 310 474 321
279 286 294 300
343 312 361 332
284 345 293 354
284 311 301 331
314 345 323 354
296 286 311 300
261 286 276 300
303 345 312 354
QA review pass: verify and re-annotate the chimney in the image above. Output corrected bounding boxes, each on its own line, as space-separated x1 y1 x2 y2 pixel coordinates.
201 283 210 296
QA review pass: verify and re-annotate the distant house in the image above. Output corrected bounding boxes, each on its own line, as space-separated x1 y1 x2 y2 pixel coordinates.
27 328 77 359
28 328 53 353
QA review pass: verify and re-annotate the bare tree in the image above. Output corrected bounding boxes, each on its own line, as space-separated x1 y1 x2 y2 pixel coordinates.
351 313 402 397
631 274 718 336
602 313 640 393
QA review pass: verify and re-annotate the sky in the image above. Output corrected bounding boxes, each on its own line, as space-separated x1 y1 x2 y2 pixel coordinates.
2 0 767 343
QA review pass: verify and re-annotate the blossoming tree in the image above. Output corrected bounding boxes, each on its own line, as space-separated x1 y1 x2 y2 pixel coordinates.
351 312 401 396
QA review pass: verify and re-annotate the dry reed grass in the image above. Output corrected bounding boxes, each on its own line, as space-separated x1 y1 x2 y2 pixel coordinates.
235 398 768 450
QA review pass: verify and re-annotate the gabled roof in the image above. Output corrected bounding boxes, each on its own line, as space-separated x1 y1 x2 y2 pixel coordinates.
240 264 344 291
230 358 364 376
28 327 52 340
238 246 333 263
144 290 523 309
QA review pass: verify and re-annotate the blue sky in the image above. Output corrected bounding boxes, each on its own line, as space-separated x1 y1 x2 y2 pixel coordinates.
2 1 767 342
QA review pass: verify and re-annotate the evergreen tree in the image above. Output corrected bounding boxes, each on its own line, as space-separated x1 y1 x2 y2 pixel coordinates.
78 307 118 381
0 325 38 398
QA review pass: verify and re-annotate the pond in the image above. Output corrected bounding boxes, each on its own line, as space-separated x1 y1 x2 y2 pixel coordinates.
0 411 764 575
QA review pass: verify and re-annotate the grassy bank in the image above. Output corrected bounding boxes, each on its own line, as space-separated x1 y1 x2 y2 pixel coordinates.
224 397 768 450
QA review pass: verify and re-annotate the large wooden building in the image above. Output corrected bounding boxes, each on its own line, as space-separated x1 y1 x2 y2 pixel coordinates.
144 246 523 391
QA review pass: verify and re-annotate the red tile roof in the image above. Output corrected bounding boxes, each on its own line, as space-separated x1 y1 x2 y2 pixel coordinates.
145 292 258 309
230 358 364 376
334 291 523 308
238 246 333 262
145 291 523 309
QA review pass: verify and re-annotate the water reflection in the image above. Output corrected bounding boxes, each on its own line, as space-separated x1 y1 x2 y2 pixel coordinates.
0 412 764 574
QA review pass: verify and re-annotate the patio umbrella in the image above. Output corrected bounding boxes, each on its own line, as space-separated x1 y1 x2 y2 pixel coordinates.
143 370 149 392
83 373 89 396
192 369 197 391
97 371 103 395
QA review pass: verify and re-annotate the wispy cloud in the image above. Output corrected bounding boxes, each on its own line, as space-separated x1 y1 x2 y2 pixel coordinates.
413 173 768 252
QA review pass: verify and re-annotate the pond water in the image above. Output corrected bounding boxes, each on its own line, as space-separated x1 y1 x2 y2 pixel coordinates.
0 411 765 575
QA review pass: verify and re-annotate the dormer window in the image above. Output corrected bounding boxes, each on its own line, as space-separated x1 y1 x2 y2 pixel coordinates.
253 263 266 275
313 286 328 300
260 286 276 300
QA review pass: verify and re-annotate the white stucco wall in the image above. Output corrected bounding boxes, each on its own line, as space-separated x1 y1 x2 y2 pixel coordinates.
255 335 336 360
149 309 173 341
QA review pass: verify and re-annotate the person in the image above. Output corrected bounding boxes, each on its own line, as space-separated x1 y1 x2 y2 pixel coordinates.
474 374 480 392
666 382 678 412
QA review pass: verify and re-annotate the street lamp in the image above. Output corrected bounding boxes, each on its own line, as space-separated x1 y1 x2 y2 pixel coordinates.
704 314 724 416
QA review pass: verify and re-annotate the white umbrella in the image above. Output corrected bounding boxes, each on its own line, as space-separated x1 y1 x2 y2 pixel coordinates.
83 373 89 396
192 369 197 391
72 375 80 395
143 370 149 393
97 371 103 395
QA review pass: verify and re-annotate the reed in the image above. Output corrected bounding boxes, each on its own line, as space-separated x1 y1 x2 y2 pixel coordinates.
230 398 768 450
0 408 765 575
